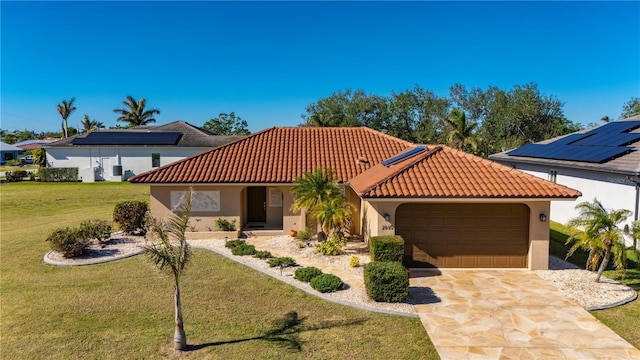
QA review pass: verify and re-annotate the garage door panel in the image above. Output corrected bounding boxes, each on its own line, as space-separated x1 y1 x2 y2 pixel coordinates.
397 203 529 268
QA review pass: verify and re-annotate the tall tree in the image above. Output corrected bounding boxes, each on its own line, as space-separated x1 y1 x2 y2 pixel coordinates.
113 95 160 126
56 98 76 138
621 97 640 118
567 199 631 282
302 89 388 128
144 190 193 350
202 112 250 135
444 108 478 153
81 114 104 133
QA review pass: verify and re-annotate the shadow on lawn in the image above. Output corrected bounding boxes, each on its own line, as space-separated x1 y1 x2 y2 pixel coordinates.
186 311 366 352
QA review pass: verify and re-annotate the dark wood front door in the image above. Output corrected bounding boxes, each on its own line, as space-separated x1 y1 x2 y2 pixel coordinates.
247 187 267 223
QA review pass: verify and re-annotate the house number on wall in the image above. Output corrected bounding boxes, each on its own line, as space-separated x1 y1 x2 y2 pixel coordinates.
382 225 394 230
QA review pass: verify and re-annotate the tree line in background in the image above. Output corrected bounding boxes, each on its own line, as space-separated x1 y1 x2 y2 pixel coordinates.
2 88 639 156
302 84 639 157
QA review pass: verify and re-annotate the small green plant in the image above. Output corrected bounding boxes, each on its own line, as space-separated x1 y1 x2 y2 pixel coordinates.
253 250 273 259
231 243 257 256
216 218 237 231
295 228 314 241
310 273 344 293
349 256 360 267
364 261 409 303
267 257 297 268
113 201 149 235
46 227 90 258
296 242 306 249
79 219 112 245
315 232 346 256
294 267 323 282
224 239 246 249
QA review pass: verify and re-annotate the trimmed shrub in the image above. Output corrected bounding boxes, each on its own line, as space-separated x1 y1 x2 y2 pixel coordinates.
113 201 148 235
253 250 273 259
231 243 256 256
79 219 112 244
5 170 28 182
216 218 237 231
315 232 347 256
349 256 360 267
370 235 404 262
38 167 79 182
46 227 90 258
310 273 344 293
267 257 297 268
294 267 323 282
364 261 409 303
295 228 314 241
224 239 246 249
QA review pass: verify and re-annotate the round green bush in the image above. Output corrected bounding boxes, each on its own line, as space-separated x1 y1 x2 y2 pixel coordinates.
363 261 409 303
294 267 323 282
113 201 148 235
310 273 344 293
231 243 256 256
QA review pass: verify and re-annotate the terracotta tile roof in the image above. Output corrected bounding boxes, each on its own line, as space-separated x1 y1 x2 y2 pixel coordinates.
349 145 582 199
129 127 413 184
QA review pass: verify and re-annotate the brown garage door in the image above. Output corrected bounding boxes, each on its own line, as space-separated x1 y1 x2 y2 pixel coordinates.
396 203 529 268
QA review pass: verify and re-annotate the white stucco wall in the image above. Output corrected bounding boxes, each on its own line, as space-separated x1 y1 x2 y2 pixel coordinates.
512 163 638 246
46 146 209 181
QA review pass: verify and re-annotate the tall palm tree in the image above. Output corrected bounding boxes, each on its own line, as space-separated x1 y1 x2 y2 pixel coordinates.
56 98 76 138
144 190 193 350
81 114 105 133
567 198 631 282
113 95 160 126
310 196 354 235
444 108 478 153
292 168 344 234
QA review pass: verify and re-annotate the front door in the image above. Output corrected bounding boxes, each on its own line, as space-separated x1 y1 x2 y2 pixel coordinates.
247 187 267 223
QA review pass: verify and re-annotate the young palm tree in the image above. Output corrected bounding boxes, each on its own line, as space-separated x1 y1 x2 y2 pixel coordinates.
113 95 160 126
144 190 193 350
56 98 76 138
292 168 344 235
310 196 354 235
567 199 631 282
81 114 105 133
444 108 478 153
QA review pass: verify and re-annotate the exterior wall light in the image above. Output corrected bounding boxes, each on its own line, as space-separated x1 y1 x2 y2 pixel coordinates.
539 213 547 222
383 213 390 222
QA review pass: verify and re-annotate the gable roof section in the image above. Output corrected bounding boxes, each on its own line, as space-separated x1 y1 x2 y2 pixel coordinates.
0 141 22 152
129 127 413 184
350 145 581 199
489 117 640 176
45 121 241 148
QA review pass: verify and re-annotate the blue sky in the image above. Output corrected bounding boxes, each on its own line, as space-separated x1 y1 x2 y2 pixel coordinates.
2 1 639 133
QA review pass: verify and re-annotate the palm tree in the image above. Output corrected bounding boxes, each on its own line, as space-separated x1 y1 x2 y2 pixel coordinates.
310 196 354 234
56 98 76 138
291 168 344 234
81 114 104 133
444 108 478 153
113 95 160 126
143 190 193 350
567 199 631 282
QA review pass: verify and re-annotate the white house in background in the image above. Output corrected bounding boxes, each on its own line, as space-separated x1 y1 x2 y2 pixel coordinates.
490 116 640 248
0 141 23 165
44 121 242 182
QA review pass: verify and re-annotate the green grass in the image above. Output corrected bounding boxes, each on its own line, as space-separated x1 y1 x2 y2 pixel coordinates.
549 220 640 348
0 182 437 359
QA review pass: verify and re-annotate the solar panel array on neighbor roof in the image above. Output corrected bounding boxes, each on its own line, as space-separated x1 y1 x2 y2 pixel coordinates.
71 132 182 146
507 121 640 164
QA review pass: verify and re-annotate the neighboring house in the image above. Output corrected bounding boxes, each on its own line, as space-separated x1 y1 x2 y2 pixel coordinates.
490 116 640 241
130 126 580 270
0 141 23 165
44 121 242 182
13 139 56 151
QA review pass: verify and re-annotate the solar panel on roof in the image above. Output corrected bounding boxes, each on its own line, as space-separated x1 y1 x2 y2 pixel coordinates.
71 132 182 146
381 146 427 167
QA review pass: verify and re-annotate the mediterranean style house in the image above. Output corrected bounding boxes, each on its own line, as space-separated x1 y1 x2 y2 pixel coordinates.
130 126 581 269
44 121 241 182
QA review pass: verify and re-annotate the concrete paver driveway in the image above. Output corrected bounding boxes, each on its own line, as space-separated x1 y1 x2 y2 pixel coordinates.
410 269 639 359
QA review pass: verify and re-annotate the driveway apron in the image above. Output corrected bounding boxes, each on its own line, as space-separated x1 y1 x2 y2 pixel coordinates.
410 269 640 359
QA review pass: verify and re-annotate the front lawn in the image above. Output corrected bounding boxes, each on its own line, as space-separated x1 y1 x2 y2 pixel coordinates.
0 182 437 359
549 221 640 348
